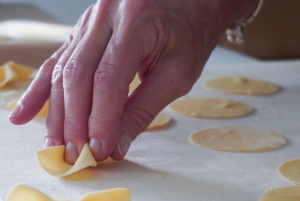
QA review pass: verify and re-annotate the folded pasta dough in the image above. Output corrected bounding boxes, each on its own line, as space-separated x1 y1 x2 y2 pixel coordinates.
0 61 34 88
35 143 97 177
6 184 53 201
6 184 131 201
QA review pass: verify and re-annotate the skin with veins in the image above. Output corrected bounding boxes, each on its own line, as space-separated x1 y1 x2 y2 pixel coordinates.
278 158 300 185
6 184 131 201
190 127 286 152
203 77 278 96
260 186 300 201
169 98 252 119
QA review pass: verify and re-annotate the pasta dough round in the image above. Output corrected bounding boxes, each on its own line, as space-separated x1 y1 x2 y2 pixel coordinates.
169 98 252 119
278 158 300 185
260 186 300 201
35 143 97 177
203 77 278 96
190 127 286 152
147 113 171 130
7 184 131 201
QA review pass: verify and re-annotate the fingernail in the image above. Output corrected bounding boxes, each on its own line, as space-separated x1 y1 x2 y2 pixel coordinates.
89 138 102 160
8 104 21 118
65 142 78 164
117 131 132 159
44 138 55 148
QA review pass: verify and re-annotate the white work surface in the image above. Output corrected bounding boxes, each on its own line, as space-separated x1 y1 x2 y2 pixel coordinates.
1 48 300 200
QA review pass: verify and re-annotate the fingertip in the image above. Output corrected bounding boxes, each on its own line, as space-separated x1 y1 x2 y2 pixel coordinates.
110 131 132 161
8 105 26 125
65 142 79 164
44 138 55 148
89 138 102 161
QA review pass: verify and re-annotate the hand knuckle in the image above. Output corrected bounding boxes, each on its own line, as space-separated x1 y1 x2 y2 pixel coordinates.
127 106 154 133
94 63 121 87
51 64 63 86
63 58 87 85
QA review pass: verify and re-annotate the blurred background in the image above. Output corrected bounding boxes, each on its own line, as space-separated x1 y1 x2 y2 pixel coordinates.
0 0 299 68
0 0 95 24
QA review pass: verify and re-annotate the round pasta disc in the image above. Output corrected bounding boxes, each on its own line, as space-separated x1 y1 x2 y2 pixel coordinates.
203 76 278 96
278 158 300 185
190 127 286 152
169 98 252 119
260 186 300 201
147 113 171 130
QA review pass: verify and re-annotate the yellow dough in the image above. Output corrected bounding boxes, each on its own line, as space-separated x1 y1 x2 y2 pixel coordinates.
147 113 171 130
260 186 300 201
169 98 252 119
80 188 131 201
0 61 34 88
6 184 131 201
7 99 49 117
128 74 141 95
35 143 97 177
203 76 278 96
7 184 53 201
190 127 286 152
278 158 300 185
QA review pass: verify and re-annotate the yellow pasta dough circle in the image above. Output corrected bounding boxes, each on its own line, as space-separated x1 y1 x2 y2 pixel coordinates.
169 98 252 119
203 77 278 96
260 186 300 201
278 158 300 185
190 127 286 152
147 113 171 130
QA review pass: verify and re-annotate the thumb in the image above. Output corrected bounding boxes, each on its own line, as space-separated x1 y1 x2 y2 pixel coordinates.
110 58 193 160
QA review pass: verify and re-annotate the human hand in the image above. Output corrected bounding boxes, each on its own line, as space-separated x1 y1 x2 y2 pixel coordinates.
9 0 259 163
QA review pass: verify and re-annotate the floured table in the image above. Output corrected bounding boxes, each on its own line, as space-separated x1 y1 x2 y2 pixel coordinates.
1 58 300 200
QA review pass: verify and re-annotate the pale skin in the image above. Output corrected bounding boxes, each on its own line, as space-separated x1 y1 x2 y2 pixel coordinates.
9 0 265 164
